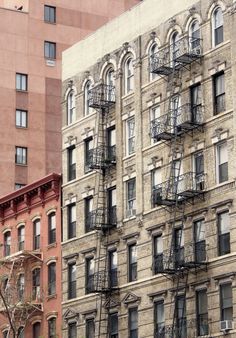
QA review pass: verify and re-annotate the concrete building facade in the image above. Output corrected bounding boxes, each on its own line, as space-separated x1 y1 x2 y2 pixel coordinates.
61 0 236 337
0 173 61 337
0 0 139 195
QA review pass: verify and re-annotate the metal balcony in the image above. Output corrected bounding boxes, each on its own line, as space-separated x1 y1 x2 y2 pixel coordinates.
87 145 116 170
88 84 115 109
150 104 203 141
155 243 207 275
152 172 206 206
85 207 117 232
87 270 118 293
150 36 202 75
165 319 196 338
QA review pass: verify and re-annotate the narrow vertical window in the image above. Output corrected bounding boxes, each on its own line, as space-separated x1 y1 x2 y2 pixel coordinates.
86 318 95 338
125 57 134 94
190 83 202 123
107 127 116 162
68 204 76 239
213 7 224 46
106 68 115 102
33 219 40 250
4 232 11 256
32 322 40 338
190 20 200 50
48 262 56 296
153 235 163 274
213 72 225 114
126 117 135 155
171 32 180 65
48 212 56 244
16 73 28 91
84 137 93 172
67 90 76 125
86 257 95 293
68 322 77 338
109 250 118 287
85 197 94 233
152 168 161 207
194 220 206 262
48 317 56 338
68 263 76 299
128 244 137 282
16 109 27 128
193 152 204 190
107 187 117 225
176 295 187 338
68 146 76 181
150 105 160 143
196 289 208 336
218 211 230 256
84 81 92 116
17 274 24 301
174 228 184 268
216 142 228 183
154 300 165 338
32 268 40 301
126 178 136 218
44 5 56 23
220 283 233 321
18 226 25 251
109 312 118 338
149 43 158 80
129 307 138 338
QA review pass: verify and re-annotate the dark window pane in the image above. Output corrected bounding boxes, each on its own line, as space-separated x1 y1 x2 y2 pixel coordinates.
44 5 56 23
221 284 233 321
68 263 76 299
86 319 95 338
44 41 56 59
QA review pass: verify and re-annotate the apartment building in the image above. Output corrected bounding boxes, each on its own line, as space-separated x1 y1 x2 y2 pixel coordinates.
61 0 236 337
0 0 139 195
0 173 61 337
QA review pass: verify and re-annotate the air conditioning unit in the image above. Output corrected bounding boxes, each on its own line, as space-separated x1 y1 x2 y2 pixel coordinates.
126 208 136 218
220 320 234 332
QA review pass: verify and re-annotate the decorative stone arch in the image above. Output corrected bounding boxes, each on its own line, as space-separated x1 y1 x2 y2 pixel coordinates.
46 312 58 320
145 36 161 56
2 228 11 235
64 82 77 101
46 258 57 266
118 45 136 70
207 0 226 20
165 25 183 44
16 222 25 229
81 75 95 92
99 58 117 81
184 13 203 33
31 214 41 223
46 207 57 216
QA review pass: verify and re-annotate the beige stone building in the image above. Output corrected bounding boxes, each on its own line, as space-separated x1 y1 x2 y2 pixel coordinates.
61 0 236 337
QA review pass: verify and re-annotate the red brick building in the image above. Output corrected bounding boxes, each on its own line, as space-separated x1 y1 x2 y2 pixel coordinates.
0 173 61 338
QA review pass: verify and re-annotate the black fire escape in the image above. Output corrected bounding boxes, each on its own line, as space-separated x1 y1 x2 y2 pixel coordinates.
86 83 118 338
150 35 207 338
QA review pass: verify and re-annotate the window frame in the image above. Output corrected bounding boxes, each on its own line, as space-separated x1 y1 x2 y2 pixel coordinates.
84 80 92 116
48 317 56 338
68 263 76 299
32 268 41 301
196 289 208 336
67 90 76 125
126 117 135 155
124 57 134 94
193 219 206 262
153 234 163 274
44 41 56 60
126 178 136 216
154 300 165 338
213 72 225 115
48 212 56 245
48 262 56 296
68 203 76 239
109 250 118 288
212 6 224 47
218 210 230 256
4 231 11 257
33 219 40 250
86 257 95 294
68 146 76 181
18 225 25 251
109 312 118 338
85 196 94 233
220 283 233 321
86 318 95 338
44 5 56 24
68 322 77 338
128 307 138 338
149 43 158 81
16 109 27 128
32 322 41 338
128 244 137 282
15 146 27 165
84 137 93 173
16 73 28 91
216 141 228 184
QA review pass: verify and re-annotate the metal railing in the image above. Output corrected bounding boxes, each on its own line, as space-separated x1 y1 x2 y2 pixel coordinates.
87 270 118 293
88 84 115 108
87 145 116 169
85 207 117 231
150 104 203 140
150 36 202 75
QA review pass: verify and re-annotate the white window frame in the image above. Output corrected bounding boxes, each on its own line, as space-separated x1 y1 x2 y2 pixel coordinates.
149 43 158 81
124 57 134 94
126 178 136 217
212 6 224 47
126 117 135 155
216 142 228 184
84 81 92 116
67 90 76 125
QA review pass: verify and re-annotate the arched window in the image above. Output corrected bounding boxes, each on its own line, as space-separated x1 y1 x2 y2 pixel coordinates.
105 68 115 102
84 80 92 116
212 7 223 46
33 219 40 250
124 57 134 94
67 90 76 125
18 327 24 338
32 268 40 301
32 322 41 338
48 262 56 296
17 273 25 301
48 212 56 244
190 20 200 50
48 317 56 338
170 31 180 64
149 43 158 80
18 225 25 251
4 231 11 256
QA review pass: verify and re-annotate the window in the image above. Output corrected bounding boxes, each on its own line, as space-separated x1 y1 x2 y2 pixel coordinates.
128 244 137 282
170 31 180 65
32 322 40 338
154 300 165 338
86 318 95 338
68 263 76 299
194 220 206 262
129 307 138 338
48 262 56 296
3 331 9 338
153 235 163 274
107 187 116 225
4 231 11 256
109 312 118 338
44 41 56 59
84 80 92 116
107 127 116 162
85 197 93 233
48 317 56 338
68 322 77 338
190 83 202 123
15 147 27 165
213 72 225 114
16 109 27 128
152 168 161 207
149 43 158 80
33 219 40 250
220 283 233 321
106 68 115 101
193 152 204 190
67 90 76 125
216 142 228 183
189 20 200 50
84 137 93 172
126 178 136 218
213 7 224 46
18 327 24 338
44 5 56 23
196 289 208 336
32 268 40 301
17 274 24 301
125 57 134 94
48 212 56 244
86 257 95 293
15 183 26 190
18 225 25 251
218 211 230 256
174 228 184 268
68 204 76 239
16 73 27 91
176 295 186 338
109 250 118 287
150 105 160 143
68 146 76 181
126 117 135 155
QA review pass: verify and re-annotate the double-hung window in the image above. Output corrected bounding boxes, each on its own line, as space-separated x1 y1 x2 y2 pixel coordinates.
126 178 136 218
194 219 206 262
152 168 161 207
196 289 208 336
154 300 165 338
107 187 116 225
86 257 95 293
33 322 40 338
4 232 11 256
125 58 134 94
174 228 184 268
68 204 76 239
126 117 135 155
109 250 118 287
67 90 76 125
33 219 40 250
48 262 56 296
218 211 230 256
84 137 93 172
48 212 56 244
129 307 138 338
216 142 228 183
153 235 163 274
16 73 27 91
44 41 56 59
86 318 95 338
107 127 116 161
213 7 224 46
68 263 76 299
190 83 202 123
18 226 25 251
128 244 137 282
213 72 225 114
220 283 233 321
32 268 40 301
17 274 24 301
109 312 118 338
193 152 204 190
85 197 93 233
44 5 56 23
68 322 77 338
176 295 186 338
15 147 27 165
48 318 56 338
16 109 27 128
68 146 76 181
150 105 160 143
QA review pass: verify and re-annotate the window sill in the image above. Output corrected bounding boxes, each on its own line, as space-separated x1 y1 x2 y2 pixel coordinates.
205 109 232 124
16 126 28 130
123 216 136 222
16 89 28 93
46 294 57 301
121 91 134 100
15 163 27 167
122 153 135 161
47 243 57 250
203 39 230 57
44 21 56 25
207 179 235 192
